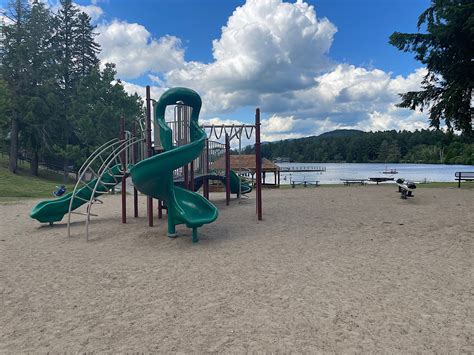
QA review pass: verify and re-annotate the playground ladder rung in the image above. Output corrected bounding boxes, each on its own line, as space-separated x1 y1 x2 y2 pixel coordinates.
73 196 92 203
79 181 94 190
100 181 117 186
86 169 99 178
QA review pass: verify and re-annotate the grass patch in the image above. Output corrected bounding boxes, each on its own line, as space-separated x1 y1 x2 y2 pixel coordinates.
0 154 75 199
417 181 474 189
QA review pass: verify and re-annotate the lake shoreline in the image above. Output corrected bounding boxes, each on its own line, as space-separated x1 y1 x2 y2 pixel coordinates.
272 162 473 185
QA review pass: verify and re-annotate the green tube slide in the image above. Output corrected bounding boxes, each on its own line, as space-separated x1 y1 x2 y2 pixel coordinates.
175 170 252 195
229 170 252 195
30 164 124 224
129 87 218 242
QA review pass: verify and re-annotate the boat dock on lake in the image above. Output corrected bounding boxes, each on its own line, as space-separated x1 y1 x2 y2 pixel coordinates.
278 165 326 172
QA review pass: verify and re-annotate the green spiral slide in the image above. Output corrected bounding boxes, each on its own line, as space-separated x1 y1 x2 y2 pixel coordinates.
130 87 218 242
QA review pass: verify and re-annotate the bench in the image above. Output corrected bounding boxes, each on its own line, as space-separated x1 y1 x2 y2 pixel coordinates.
455 172 474 188
291 180 320 188
340 179 367 186
396 179 416 199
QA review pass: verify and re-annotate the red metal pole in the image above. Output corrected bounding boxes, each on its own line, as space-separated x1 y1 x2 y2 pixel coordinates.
183 164 189 190
132 122 138 218
203 138 209 200
225 134 231 206
120 117 127 224
255 108 262 220
190 161 194 191
146 86 153 227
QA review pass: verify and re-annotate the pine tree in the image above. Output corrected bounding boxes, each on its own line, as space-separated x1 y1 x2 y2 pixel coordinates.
76 12 100 77
23 0 55 175
51 1 102 180
0 0 30 173
52 0 83 180
0 77 12 153
53 0 80 95
389 0 473 136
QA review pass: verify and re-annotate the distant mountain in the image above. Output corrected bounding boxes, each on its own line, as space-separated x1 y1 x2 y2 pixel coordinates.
318 129 364 138
260 129 363 145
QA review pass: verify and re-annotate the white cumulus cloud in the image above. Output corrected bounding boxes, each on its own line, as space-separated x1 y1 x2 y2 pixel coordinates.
96 20 185 79
165 0 337 113
76 3 103 22
101 0 430 139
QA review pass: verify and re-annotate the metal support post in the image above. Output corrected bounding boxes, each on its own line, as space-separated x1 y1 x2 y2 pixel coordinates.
146 86 153 227
190 161 194 191
203 139 209 200
132 122 138 218
255 108 262 220
225 133 231 206
120 117 127 224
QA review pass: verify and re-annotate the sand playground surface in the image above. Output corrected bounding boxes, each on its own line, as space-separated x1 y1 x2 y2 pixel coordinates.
1 185 473 352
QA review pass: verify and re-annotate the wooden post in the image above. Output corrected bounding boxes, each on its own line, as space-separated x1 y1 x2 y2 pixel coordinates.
255 108 262 221
120 117 127 224
225 134 231 206
146 86 153 227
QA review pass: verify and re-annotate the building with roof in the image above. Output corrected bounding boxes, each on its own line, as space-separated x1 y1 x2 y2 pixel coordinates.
212 154 281 187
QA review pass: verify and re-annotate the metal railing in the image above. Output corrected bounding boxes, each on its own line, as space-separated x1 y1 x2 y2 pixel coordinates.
67 121 147 239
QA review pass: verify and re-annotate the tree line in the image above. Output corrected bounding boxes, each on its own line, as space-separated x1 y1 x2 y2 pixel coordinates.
244 129 473 165
0 0 143 179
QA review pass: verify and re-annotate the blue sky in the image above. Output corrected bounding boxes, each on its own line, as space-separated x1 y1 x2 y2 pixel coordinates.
85 0 429 76
1 0 433 140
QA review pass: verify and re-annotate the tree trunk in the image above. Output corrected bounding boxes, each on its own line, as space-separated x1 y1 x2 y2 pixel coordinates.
30 151 39 176
9 115 19 174
63 158 69 182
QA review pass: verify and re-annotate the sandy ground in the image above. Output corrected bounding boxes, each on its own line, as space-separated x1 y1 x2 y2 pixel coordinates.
1 185 473 352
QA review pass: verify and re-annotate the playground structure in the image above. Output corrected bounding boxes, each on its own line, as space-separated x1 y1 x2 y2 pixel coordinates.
130 87 220 242
29 86 263 242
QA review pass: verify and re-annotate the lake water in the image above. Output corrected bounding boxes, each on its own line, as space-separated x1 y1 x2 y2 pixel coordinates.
271 163 473 185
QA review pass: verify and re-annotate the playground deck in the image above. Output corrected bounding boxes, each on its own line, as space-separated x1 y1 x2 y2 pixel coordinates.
1 186 473 352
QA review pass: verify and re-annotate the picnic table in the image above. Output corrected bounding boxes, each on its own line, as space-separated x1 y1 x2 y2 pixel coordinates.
340 179 367 186
291 180 320 188
369 177 394 184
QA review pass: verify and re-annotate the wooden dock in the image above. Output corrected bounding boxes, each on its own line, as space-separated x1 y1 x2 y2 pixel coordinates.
278 165 326 172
